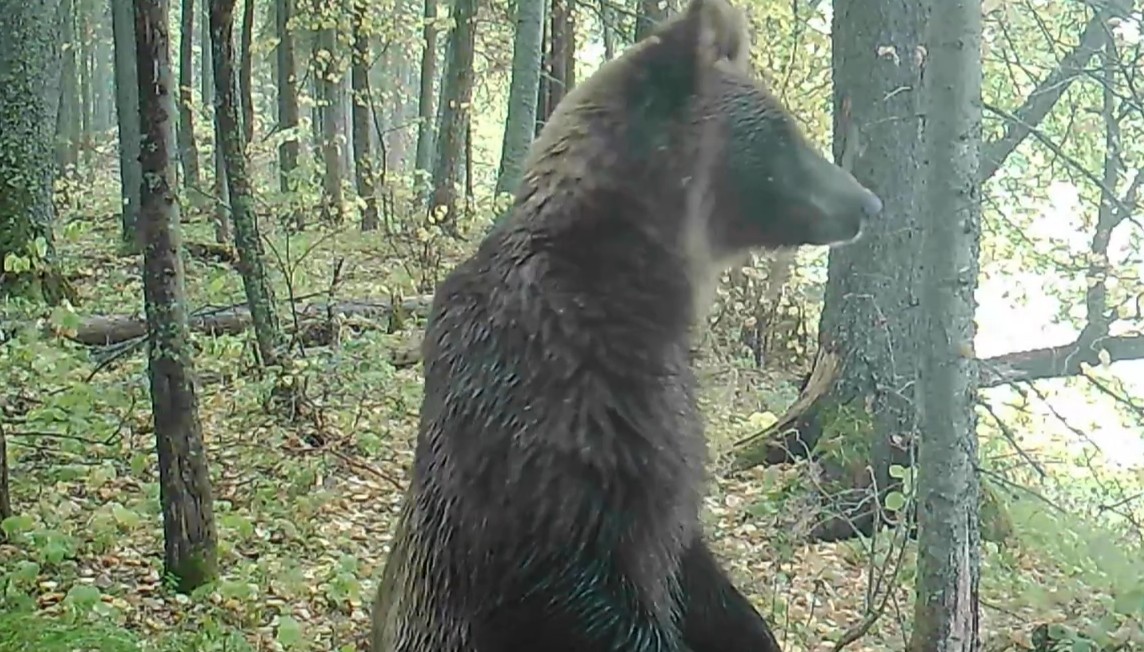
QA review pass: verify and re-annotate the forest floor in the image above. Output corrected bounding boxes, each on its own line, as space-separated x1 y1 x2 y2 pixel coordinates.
1 210 1136 652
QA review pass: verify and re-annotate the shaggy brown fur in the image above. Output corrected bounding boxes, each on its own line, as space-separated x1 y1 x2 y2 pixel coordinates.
370 0 881 650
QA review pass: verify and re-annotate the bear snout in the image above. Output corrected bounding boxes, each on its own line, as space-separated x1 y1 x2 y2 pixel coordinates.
859 187 883 218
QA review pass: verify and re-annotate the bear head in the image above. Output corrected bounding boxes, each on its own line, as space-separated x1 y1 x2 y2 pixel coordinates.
515 0 882 287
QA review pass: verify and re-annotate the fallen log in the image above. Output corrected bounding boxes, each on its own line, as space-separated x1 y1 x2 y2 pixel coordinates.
62 295 435 347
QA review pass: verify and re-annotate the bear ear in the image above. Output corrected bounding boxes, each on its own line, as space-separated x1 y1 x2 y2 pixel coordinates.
688 0 750 72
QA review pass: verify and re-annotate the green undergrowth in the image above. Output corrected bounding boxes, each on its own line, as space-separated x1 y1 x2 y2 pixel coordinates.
0 609 255 652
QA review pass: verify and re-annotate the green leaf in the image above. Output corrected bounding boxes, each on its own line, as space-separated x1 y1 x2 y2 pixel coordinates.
276 615 304 648
64 583 103 610
1 514 36 537
884 491 907 512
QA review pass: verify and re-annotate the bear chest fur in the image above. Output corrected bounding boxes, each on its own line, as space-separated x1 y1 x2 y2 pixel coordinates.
411 243 711 623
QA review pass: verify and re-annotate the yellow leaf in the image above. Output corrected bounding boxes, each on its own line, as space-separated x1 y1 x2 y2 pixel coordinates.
746 411 778 430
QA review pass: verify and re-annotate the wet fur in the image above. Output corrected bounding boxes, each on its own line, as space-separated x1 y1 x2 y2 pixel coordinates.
368 0 867 649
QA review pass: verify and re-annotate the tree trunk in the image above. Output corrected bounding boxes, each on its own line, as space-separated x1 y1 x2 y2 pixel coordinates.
495 0 545 196
0 0 70 303
429 0 478 229
112 0 144 249
372 37 393 173
910 0 983 649
0 422 9 526
210 0 283 367
731 0 929 544
379 12 412 178
633 0 666 43
212 108 231 242
413 0 438 178
78 3 93 174
275 0 300 214
132 0 218 595
93 6 115 132
340 70 354 181
599 0 614 61
56 0 80 173
178 0 202 192
536 0 572 132
315 4 346 223
201 0 229 239
239 0 254 144
200 0 212 106
351 0 379 231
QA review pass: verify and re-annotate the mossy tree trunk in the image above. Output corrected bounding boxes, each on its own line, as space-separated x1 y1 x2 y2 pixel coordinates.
0 0 72 303
133 0 218 594
210 0 284 367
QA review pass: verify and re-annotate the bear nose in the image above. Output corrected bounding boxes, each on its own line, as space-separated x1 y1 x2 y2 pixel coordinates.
860 189 883 218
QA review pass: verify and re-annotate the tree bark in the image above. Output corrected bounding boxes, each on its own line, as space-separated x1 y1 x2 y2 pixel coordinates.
92 5 115 132
78 2 93 173
910 0 983 646
200 0 229 241
132 0 218 594
536 0 573 132
211 0 283 366
56 0 81 173
275 0 300 218
211 111 231 242
178 0 202 191
0 422 10 525
599 0 615 61
413 0 438 180
430 0 478 228
351 0 379 231
633 0 666 43
239 0 254 144
0 0 69 302
200 0 212 106
495 0 545 196
313 3 346 223
112 0 144 249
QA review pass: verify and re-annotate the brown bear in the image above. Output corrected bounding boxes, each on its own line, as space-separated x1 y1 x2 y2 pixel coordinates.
369 0 882 649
